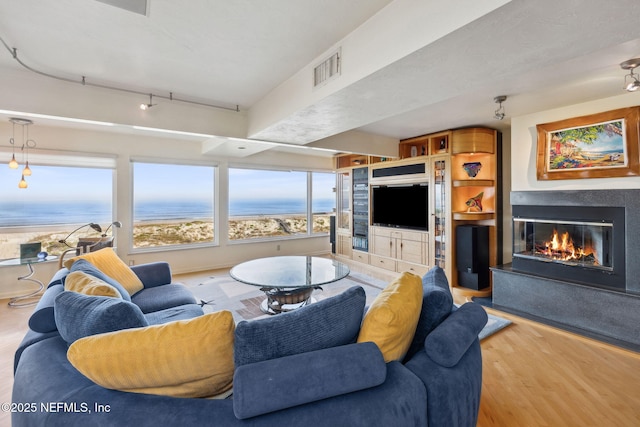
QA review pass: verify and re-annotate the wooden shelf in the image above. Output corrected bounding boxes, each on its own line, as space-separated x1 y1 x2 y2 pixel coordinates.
453 211 495 220
452 179 494 187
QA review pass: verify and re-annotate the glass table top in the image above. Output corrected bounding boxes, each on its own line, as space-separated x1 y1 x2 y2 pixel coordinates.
230 256 350 289
0 256 58 267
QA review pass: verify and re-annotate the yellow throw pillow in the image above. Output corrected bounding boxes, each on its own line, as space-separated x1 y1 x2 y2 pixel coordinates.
67 310 235 398
63 248 144 296
64 271 122 298
357 271 423 362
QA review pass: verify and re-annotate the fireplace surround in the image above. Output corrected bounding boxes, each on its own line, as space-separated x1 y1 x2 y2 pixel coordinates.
492 189 640 350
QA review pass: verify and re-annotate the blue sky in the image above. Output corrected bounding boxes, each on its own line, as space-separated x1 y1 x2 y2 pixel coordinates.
1 163 336 203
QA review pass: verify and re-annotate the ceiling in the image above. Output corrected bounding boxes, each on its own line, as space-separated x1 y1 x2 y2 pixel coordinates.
1 0 640 154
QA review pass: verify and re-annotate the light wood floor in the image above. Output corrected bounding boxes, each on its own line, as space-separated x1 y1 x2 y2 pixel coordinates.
1 267 640 427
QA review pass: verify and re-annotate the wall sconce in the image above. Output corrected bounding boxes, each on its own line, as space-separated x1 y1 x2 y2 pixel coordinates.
8 117 37 189
620 58 640 92
493 95 507 120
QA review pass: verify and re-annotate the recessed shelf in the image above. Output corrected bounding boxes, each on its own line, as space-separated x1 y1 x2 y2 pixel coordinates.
452 179 494 187
453 211 495 220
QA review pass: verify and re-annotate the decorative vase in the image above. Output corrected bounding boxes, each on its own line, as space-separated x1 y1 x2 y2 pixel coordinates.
462 161 482 178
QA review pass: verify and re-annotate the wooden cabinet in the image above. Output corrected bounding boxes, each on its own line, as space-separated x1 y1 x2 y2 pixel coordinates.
449 128 501 298
370 226 428 274
333 127 500 290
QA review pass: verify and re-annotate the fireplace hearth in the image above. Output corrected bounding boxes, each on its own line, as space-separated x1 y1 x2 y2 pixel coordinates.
492 190 640 351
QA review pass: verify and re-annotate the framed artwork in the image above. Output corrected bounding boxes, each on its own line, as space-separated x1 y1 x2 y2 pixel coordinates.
536 106 640 180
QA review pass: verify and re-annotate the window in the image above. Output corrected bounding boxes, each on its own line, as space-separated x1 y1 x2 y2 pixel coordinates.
132 162 215 248
228 168 334 241
0 164 113 259
312 172 336 234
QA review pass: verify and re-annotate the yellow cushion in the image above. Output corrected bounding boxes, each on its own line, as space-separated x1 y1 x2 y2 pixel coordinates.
357 271 423 362
63 248 144 296
67 310 235 398
64 271 122 298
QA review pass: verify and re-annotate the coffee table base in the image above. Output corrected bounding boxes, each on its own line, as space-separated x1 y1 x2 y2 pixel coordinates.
260 286 322 315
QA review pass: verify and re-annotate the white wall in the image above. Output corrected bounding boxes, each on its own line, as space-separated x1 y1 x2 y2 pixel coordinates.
0 123 334 298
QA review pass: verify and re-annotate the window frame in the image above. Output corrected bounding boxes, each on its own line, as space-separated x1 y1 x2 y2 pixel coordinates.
227 165 335 243
129 158 219 253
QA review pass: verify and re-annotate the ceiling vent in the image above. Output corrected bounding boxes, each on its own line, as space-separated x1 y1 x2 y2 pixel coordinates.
313 49 341 89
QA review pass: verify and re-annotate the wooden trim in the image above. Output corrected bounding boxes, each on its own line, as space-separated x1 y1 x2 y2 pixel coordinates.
536 106 640 180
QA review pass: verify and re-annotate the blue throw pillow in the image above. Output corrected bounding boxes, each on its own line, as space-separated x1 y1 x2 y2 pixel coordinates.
233 342 386 419
28 284 65 333
70 259 132 301
54 291 149 344
234 286 366 366
404 266 454 362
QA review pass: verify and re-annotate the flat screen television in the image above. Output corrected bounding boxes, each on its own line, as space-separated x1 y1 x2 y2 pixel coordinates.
372 184 428 231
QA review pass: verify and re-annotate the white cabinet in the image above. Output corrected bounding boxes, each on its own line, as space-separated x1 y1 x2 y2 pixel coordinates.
370 226 428 274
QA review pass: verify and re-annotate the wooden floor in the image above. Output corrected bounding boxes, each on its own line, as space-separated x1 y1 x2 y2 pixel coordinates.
1 268 640 427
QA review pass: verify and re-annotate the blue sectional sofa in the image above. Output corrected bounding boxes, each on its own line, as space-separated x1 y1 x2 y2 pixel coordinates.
12 259 487 427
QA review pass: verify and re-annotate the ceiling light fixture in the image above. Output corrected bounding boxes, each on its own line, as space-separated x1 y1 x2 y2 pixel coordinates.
494 95 507 120
8 118 37 188
140 94 155 110
620 58 640 92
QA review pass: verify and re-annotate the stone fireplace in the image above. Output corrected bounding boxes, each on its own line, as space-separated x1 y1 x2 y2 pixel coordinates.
492 190 640 350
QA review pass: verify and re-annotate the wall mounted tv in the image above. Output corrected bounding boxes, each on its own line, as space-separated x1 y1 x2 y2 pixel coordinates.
372 184 428 231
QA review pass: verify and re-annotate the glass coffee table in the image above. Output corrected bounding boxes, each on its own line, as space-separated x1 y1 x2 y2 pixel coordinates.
230 256 350 314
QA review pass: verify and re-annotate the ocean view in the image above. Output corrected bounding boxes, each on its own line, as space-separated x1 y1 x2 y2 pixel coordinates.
0 199 335 227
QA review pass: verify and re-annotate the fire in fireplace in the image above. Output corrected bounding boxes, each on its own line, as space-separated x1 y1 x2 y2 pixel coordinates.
514 219 612 271
511 205 625 291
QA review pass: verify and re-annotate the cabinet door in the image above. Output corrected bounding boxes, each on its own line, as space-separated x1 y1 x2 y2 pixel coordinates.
336 233 352 258
372 233 394 258
336 171 351 231
398 238 424 265
431 157 448 270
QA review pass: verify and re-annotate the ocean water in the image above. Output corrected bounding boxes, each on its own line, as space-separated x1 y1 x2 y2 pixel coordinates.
0 199 335 227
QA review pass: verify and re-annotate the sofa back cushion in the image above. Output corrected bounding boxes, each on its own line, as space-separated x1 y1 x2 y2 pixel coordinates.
70 259 132 302
404 266 454 362
357 272 423 362
63 248 144 296
234 285 366 366
54 291 148 344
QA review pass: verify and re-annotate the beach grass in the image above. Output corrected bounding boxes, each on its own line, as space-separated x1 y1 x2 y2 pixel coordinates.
0 214 332 259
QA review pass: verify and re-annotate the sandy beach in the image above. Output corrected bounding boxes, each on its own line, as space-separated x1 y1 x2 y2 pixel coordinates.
0 214 332 259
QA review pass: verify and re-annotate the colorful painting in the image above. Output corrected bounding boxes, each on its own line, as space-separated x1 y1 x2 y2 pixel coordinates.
547 119 626 171
536 107 640 180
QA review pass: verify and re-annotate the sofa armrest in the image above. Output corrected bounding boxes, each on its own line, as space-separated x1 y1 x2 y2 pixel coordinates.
424 302 488 368
131 262 172 288
233 342 386 419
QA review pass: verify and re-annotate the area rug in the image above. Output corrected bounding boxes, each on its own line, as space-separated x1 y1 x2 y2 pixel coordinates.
187 271 510 340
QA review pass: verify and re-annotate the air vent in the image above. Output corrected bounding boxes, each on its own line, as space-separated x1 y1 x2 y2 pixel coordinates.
313 49 341 88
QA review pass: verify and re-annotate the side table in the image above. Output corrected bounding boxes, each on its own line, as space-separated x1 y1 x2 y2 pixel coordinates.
0 256 58 308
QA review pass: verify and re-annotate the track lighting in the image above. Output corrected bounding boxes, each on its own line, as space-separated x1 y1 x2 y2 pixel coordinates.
493 95 507 120
620 58 640 92
140 94 155 110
